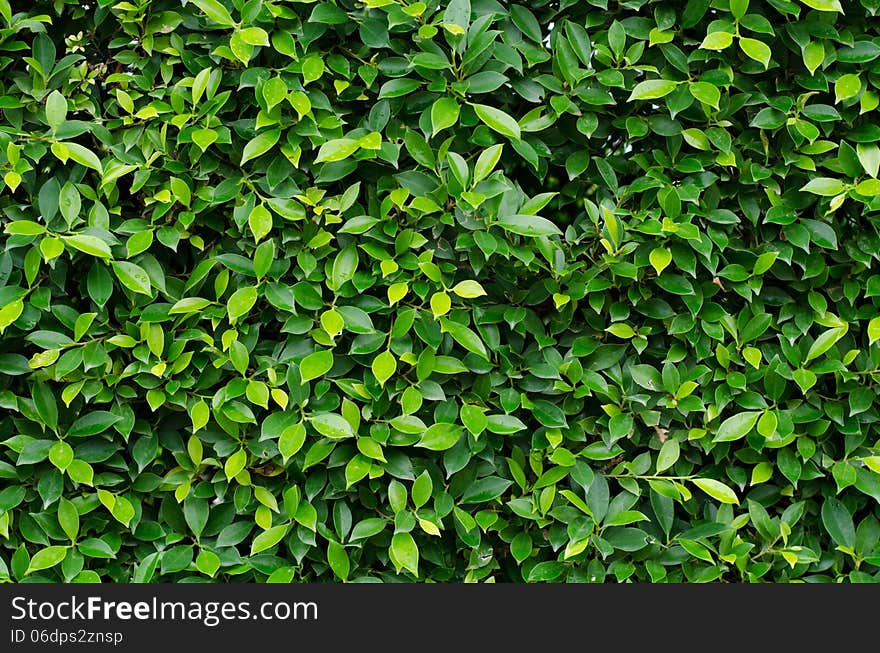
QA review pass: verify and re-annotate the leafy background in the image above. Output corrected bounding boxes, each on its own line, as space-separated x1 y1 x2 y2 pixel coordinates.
2 0 880 583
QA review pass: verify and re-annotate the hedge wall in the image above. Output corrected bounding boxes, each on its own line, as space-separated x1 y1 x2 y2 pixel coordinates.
2 0 880 584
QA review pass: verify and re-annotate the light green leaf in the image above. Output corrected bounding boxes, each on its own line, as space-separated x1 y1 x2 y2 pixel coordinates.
63 234 112 258
688 82 720 109
390 532 419 576
805 326 847 362
64 143 103 173
440 317 489 360
700 31 734 50
111 261 152 296
868 317 880 344
798 0 843 12
649 247 672 275
800 177 846 196
713 411 761 442
855 179 880 196
472 103 521 139
495 214 561 237
300 349 334 383
45 90 67 132
310 413 355 439
628 79 679 101
301 55 324 85
227 285 258 323
327 541 350 581
241 129 281 165
693 478 739 505
473 144 503 183
248 204 273 242
58 498 79 541
190 0 236 26
431 97 460 134
835 74 861 102
238 26 268 46
169 297 212 314
739 38 772 69
803 41 824 75
26 546 69 574
416 422 463 451
372 350 397 386
224 448 247 480
451 280 486 298
250 524 289 555
315 138 360 163
656 438 680 473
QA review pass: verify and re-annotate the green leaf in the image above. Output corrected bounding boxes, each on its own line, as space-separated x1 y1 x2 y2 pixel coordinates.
472 104 520 139
169 297 212 314
238 26 268 46
798 0 843 12
45 90 67 132
26 545 69 574
473 144 503 183
224 448 247 480
5 220 46 235
300 349 334 383
801 177 846 196
241 129 281 165
739 38 772 69
656 438 680 473
32 381 58 432
63 235 112 258
227 285 258 323
111 261 152 296
64 143 103 173
431 97 460 134
190 0 236 25
327 541 350 581
372 350 396 386
57 497 79 541
416 423 463 451
315 138 361 163
49 440 74 470
390 532 419 576
439 318 489 360
805 327 846 362
279 423 306 460
301 55 324 85
68 411 121 437
310 413 355 439
461 476 513 503
628 79 679 101
250 524 289 555
803 41 825 75
688 82 720 109
821 497 855 548
248 204 272 242
692 478 739 505
855 179 880 196
495 214 562 237
451 280 486 298
700 31 734 50
649 247 672 275
713 411 761 442
262 77 288 110
835 74 861 102
868 317 880 344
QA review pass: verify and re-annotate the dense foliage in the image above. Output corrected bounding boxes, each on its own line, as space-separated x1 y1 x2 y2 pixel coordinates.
2 0 880 583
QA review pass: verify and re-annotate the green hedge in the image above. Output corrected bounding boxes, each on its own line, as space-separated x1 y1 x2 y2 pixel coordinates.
2 0 880 583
